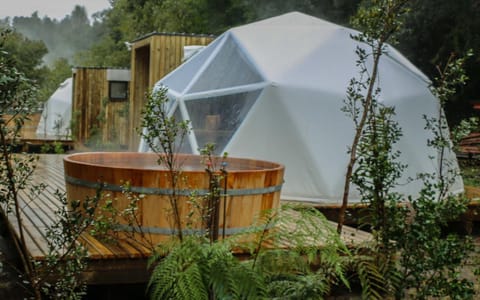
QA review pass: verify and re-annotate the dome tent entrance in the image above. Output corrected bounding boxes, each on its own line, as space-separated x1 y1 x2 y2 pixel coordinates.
139 12 463 204
36 78 72 139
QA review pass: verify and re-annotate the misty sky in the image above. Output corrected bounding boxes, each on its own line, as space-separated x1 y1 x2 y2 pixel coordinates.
0 0 111 20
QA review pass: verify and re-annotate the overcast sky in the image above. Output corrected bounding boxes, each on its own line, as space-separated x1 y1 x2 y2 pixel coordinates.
0 0 111 20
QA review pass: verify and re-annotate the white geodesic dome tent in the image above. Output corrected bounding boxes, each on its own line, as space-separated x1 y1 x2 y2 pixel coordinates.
139 12 463 204
36 78 72 139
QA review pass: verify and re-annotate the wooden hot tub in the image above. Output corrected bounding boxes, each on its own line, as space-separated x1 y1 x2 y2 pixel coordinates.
63 152 284 243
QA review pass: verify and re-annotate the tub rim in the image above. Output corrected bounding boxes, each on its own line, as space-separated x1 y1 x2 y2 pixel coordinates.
63 151 285 174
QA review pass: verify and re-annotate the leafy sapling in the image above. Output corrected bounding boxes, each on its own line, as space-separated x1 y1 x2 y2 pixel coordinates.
140 86 191 240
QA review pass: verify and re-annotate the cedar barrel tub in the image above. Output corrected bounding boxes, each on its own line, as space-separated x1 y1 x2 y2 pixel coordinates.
63 152 284 244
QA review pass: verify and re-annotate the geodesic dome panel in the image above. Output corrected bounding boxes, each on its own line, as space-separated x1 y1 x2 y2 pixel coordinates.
162 38 222 94
188 35 264 93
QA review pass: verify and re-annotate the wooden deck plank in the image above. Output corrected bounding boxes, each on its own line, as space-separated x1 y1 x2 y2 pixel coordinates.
96 239 142 259
79 234 116 260
124 238 155 256
115 240 147 259
7 214 47 259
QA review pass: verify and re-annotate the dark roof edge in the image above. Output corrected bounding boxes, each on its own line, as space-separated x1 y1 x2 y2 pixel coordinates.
131 31 216 43
72 66 130 70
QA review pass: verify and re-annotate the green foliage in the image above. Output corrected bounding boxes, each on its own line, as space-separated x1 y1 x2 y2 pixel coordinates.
74 1 141 67
0 28 97 299
249 206 355 299
0 38 40 296
147 205 385 300
156 0 211 33
392 194 473 299
141 86 190 161
451 117 479 151
423 52 472 198
346 246 398 299
89 185 154 250
89 195 118 243
0 28 39 210
391 52 475 299
148 236 266 300
338 0 411 233
74 33 130 68
6 7 111 103
11 7 105 66
397 0 480 125
36 190 101 299
351 0 409 45
197 143 228 242
1 22 73 105
39 141 65 154
352 104 406 246
344 1 476 299
77 0 363 67
53 141 65 154
242 0 360 26
0 26 48 87
140 86 191 240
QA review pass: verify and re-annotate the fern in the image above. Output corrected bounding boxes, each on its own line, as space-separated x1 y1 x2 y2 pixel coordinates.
148 237 208 299
242 205 354 299
354 256 386 300
267 273 329 299
176 263 208 300
148 205 362 299
148 236 266 300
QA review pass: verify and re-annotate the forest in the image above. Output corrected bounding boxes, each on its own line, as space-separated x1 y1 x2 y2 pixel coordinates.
0 0 479 123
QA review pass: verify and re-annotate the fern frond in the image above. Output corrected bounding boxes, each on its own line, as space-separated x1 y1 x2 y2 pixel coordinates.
254 249 302 275
267 273 328 299
148 237 209 300
176 263 208 300
206 241 266 299
354 256 387 300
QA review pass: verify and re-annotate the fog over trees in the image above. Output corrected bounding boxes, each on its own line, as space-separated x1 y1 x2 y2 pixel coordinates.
0 0 479 122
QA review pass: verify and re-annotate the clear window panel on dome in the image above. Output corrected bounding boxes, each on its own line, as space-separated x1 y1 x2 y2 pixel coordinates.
162 38 221 94
189 36 263 93
186 89 261 154
172 107 192 153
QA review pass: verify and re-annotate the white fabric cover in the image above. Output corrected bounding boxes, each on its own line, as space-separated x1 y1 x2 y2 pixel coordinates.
36 78 72 139
139 12 463 204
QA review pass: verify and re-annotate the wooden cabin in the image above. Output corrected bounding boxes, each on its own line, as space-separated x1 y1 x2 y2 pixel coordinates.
128 32 215 150
72 67 130 149
71 33 214 150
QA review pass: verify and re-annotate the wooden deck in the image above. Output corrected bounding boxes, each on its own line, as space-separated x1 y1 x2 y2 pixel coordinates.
4 155 151 284
3 154 371 285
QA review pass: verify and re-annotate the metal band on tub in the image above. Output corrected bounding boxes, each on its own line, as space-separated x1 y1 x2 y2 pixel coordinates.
64 174 283 196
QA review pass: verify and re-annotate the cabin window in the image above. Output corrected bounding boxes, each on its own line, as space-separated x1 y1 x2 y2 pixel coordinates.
109 81 129 101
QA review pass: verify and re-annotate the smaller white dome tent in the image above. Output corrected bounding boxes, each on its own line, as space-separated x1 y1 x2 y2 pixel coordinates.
139 12 463 204
36 78 72 139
